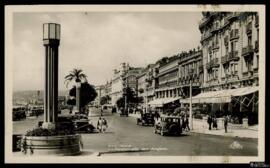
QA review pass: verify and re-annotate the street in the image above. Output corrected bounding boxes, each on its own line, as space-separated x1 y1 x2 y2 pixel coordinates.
13 108 258 156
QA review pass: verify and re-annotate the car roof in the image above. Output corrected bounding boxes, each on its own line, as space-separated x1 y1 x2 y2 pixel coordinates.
160 115 181 119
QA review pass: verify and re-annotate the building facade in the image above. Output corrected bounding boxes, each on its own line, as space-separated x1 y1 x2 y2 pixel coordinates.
197 12 259 124
199 12 259 91
137 64 155 107
178 48 203 99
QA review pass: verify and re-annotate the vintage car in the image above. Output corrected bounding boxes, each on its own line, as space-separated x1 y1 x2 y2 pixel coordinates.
38 115 96 133
154 115 182 136
73 119 96 133
137 113 155 126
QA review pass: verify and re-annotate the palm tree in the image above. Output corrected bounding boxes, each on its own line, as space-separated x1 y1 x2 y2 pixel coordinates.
65 68 87 113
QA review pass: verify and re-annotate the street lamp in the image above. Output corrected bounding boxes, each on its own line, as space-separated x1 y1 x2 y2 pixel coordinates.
42 23 60 129
189 68 194 130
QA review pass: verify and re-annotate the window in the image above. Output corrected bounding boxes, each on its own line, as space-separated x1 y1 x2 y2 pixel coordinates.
248 36 252 46
234 64 238 73
226 46 229 54
231 41 235 52
257 55 259 69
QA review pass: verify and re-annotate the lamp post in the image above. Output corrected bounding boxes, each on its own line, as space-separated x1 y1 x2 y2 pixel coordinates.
124 79 128 114
145 82 149 113
42 23 60 129
189 68 194 130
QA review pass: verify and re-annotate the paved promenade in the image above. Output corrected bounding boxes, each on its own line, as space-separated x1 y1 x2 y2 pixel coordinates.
129 113 258 139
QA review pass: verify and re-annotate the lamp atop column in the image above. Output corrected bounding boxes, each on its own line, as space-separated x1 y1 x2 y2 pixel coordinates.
43 23 61 45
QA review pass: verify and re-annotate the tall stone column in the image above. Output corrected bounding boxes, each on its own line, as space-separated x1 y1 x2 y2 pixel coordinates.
42 23 61 129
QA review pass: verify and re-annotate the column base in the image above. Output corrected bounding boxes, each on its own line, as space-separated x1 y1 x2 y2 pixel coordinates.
42 122 56 130
73 107 79 114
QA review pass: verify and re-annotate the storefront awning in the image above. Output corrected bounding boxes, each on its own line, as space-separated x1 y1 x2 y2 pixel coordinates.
148 97 181 107
181 86 259 104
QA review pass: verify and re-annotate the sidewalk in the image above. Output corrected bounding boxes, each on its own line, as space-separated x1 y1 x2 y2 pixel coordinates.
191 119 258 139
129 114 258 139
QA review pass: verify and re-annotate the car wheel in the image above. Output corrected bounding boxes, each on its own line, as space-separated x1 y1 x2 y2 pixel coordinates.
87 127 92 133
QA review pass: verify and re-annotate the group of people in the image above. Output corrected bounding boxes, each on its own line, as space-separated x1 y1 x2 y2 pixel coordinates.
207 115 229 133
97 117 108 133
207 115 218 130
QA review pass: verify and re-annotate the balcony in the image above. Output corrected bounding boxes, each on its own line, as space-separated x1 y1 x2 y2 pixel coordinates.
242 45 254 57
246 23 252 35
201 32 212 42
212 43 219 50
230 29 239 40
206 58 219 70
255 15 259 27
221 55 228 65
228 51 239 62
226 12 239 21
254 40 259 53
210 25 220 33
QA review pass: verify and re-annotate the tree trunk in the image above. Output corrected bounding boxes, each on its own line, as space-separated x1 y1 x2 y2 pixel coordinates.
76 82 81 113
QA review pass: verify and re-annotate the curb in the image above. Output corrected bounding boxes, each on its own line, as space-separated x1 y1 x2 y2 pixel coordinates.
190 130 258 139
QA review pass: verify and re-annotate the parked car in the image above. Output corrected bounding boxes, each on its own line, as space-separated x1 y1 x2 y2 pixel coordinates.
154 115 182 136
73 119 96 133
38 115 96 133
137 113 155 126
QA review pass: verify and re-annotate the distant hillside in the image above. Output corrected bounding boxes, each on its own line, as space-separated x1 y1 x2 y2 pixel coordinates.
13 90 69 101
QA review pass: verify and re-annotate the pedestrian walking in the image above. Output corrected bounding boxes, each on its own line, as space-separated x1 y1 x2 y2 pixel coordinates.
181 115 186 132
97 117 103 133
224 115 229 133
185 115 190 131
102 118 108 132
213 116 218 130
207 115 212 130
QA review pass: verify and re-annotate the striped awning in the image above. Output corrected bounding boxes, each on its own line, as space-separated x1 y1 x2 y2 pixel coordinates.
148 97 181 107
181 86 259 104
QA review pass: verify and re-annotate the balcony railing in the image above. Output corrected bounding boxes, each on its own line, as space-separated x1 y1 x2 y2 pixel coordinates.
246 23 252 34
254 40 259 53
206 58 219 69
211 25 220 33
255 15 259 27
228 51 239 62
212 42 219 50
230 29 239 40
242 45 254 57
201 32 212 42
221 55 228 65
226 12 239 21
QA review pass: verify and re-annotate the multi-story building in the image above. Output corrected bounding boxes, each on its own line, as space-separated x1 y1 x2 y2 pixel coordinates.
199 12 259 91
111 63 127 106
149 48 203 108
93 85 105 106
155 55 180 99
111 63 143 107
192 12 259 124
178 48 203 99
137 64 155 107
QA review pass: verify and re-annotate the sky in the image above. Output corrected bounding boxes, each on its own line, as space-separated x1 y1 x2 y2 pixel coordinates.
12 12 202 91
